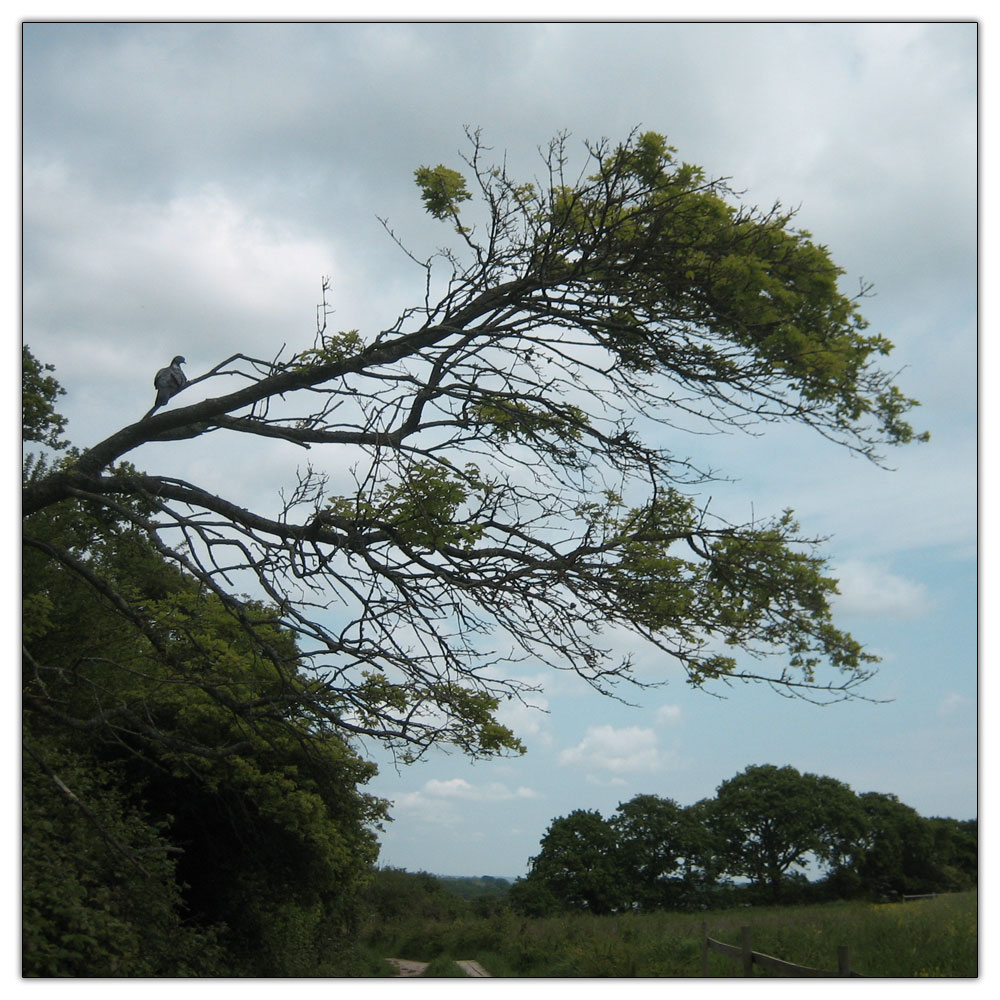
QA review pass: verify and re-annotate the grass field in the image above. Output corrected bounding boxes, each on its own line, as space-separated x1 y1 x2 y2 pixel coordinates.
363 890 977 977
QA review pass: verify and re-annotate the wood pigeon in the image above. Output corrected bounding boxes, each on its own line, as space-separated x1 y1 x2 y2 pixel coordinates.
145 356 187 417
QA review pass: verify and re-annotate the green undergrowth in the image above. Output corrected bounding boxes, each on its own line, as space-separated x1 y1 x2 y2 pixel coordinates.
363 891 977 977
419 956 470 977
354 946 402 977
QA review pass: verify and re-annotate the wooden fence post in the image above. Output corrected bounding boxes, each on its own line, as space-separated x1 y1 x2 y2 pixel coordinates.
837 945 851 977
741 926 753 977
701 924 863 978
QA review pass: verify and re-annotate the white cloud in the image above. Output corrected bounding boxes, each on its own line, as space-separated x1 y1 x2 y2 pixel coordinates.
559 724 664 777
656 704 682 726
938 692 972 718
388 776 539 825
388 790 459 825
830 559 931 620
422 778 538 802
24 166 336 363
495 692 553 747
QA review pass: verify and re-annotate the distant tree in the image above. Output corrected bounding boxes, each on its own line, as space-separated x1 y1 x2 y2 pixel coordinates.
23 126 928 780
506 873 561 918
364 868 463 925
825 795 977 899
515 809 624 915
610 794 716 910
514 773 974 917
833 792 935 898
709 764 865 901
437 874 512 903
927 817 977 891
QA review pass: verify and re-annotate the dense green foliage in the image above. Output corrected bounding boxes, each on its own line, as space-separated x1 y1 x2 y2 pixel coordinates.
23 348 386 977
515 810 624 915
825 794 978 900
22 345 68 451
22 742 225 976
364 868 467 925
510 765 976 916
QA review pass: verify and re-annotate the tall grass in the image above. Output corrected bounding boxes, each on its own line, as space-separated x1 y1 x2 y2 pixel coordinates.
364 891 977 977
701 892 977 978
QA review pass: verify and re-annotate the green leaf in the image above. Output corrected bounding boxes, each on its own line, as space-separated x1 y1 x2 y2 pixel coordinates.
414 164 472 220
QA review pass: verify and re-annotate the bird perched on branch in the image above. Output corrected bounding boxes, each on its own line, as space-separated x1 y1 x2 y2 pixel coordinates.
144 356 187 418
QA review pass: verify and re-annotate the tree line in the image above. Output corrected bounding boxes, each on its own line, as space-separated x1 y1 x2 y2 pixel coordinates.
508 764 977 916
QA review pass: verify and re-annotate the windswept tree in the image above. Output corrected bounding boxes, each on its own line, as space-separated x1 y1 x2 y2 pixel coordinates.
23 128 926 770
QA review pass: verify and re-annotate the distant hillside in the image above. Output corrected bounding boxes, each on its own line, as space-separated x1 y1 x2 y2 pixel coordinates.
436 875 512 900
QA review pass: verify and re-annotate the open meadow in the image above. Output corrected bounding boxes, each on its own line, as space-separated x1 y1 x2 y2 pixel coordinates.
362 891 977 978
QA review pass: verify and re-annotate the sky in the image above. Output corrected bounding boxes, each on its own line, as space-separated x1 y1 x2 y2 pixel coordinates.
21 19 978 881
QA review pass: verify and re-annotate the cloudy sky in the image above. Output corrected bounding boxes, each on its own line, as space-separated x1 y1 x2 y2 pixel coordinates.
22 20 977 879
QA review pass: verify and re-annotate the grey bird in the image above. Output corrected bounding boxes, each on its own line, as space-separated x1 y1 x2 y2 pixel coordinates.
145 356 187 417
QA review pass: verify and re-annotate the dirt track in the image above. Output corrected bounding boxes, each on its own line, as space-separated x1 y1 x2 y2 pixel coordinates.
386 958 491 977
455 960 491 977
387 958 429 977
